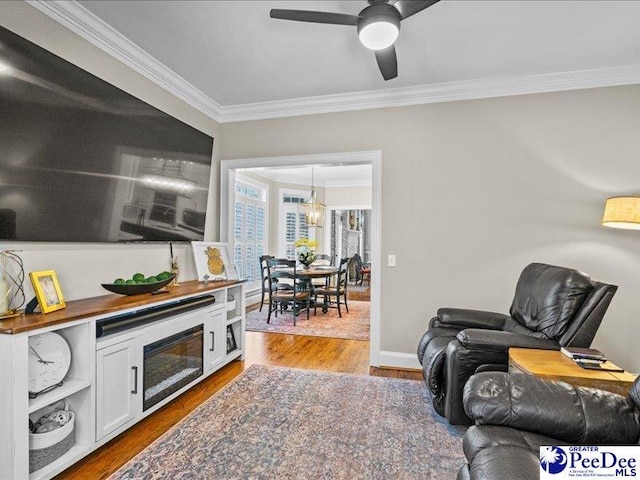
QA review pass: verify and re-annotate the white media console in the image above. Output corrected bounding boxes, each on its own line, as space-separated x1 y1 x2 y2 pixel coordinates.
0 280 246 480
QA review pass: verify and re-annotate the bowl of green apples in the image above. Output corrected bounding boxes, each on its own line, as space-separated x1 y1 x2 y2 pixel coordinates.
101 271 175 295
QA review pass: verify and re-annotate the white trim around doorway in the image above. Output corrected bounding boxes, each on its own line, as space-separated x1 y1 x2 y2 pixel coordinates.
220 150 382 366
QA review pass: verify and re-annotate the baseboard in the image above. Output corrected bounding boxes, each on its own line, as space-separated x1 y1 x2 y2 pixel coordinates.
245 290 261 306
379 351 422 370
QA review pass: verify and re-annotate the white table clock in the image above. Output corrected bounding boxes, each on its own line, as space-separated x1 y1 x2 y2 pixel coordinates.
28 332 71 397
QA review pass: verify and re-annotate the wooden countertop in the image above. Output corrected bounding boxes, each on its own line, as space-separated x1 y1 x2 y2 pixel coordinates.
0 279 243 335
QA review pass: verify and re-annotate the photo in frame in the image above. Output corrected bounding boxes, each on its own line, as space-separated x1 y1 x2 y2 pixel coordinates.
29 270 66 314
226 325 238 354
191 242 239 281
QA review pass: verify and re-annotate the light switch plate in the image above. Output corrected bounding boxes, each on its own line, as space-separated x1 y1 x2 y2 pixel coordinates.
388 254 396 267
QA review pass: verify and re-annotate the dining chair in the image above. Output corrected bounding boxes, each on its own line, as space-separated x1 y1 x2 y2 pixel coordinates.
258 255 274 312
350 253 370 286
313 257 349 317
351 253 364 285
266 258 310 325
311 253 333 288
312 253 333 266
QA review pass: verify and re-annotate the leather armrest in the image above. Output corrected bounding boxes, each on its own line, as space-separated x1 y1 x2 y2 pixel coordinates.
456 329 559 353
428 316 441 328
435 308 509 330
463 372 640 444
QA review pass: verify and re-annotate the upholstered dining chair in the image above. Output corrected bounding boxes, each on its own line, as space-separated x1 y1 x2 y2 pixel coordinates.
266 258 310 325
258 255 274 312
313 257 349 317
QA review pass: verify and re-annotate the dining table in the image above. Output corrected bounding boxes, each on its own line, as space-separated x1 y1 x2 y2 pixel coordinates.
283 265 338 313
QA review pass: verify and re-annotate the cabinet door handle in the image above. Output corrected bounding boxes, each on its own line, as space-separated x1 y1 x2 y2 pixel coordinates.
210 331 215 352
131 366 138 394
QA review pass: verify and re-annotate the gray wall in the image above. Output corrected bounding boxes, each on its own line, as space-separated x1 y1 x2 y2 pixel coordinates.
221 86 640 373
0 2 220 301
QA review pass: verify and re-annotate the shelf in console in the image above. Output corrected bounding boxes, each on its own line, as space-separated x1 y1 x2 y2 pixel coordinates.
28 377 91 413
226 314 242 325
29 443 93 480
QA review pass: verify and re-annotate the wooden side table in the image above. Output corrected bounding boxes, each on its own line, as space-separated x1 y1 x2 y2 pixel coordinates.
508 348 637 396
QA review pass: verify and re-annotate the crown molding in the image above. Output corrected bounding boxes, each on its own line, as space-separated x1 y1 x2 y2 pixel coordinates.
27 1 640 124
221 64 640 122
26 0 224 122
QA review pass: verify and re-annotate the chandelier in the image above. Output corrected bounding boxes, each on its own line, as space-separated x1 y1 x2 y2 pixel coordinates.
302 167 325 228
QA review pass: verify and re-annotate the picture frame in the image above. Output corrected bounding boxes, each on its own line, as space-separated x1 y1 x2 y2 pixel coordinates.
226 325 238 354
191 242 239 281
29 270 66 314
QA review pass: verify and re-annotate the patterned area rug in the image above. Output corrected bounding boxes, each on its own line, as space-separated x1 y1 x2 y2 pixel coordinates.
246 300 370 341
110 365 465 480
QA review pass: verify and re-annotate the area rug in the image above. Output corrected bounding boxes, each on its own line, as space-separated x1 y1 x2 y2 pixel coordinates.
110 365 465 480
245 300 370 341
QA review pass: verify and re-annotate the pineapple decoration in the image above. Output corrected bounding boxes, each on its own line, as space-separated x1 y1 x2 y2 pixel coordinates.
205 246 226 279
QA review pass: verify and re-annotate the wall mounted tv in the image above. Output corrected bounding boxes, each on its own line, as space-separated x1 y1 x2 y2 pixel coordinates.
0 25 214 243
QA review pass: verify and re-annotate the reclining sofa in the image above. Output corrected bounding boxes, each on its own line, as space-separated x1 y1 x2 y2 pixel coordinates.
417 262 617 425
458 371 640 479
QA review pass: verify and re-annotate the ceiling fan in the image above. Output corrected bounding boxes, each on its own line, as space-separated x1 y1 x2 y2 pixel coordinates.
270 0 441 81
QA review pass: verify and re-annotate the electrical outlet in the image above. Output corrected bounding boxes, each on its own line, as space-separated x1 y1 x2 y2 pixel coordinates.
388 254 396 267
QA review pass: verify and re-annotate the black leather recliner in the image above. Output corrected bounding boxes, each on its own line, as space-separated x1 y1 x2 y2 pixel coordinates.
417 263 617 425
458 372 640 480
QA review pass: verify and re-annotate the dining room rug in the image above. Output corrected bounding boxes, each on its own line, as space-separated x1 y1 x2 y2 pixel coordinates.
245 299 370 341
109 365 465 480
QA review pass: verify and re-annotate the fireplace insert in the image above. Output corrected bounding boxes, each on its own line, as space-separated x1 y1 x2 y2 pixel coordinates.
143 324 203 411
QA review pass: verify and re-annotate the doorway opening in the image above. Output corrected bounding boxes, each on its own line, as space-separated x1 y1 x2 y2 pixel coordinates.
220 151 382 366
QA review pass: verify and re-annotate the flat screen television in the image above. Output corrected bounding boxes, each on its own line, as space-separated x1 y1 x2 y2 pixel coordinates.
0 25 214 242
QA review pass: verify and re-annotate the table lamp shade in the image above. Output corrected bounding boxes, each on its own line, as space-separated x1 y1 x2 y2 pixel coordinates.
602 196 640 230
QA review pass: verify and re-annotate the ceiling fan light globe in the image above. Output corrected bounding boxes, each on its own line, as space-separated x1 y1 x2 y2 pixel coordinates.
358 21 399 50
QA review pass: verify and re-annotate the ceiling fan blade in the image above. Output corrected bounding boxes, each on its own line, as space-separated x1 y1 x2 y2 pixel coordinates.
375 46 398 81
392 0 440 20
270 9 359 26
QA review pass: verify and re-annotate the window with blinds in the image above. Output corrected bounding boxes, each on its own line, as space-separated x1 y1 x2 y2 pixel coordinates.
281 192 312 260
234 178 267 287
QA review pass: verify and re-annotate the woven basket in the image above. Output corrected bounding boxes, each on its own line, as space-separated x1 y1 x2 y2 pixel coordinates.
29 400 75 473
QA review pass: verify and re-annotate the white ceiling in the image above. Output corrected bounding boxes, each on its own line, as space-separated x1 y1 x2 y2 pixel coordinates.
74 0 640 111
243 164 372 188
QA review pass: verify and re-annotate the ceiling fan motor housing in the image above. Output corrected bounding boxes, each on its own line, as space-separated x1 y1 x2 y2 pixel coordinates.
357 4 402 50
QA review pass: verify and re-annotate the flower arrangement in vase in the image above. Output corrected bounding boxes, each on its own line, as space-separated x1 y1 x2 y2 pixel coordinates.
294 238 317 269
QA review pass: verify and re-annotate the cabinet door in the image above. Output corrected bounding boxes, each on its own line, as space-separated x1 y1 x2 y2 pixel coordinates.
205 308 225 373
96 338 137 440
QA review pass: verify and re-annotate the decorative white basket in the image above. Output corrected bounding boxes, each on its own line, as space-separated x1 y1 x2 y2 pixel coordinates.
29 400 75 473
226 299 236 312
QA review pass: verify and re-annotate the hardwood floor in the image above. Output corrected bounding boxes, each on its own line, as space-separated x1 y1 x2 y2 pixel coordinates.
56 331 421 479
